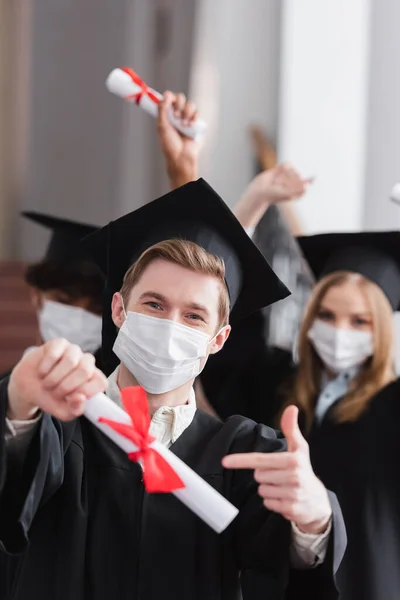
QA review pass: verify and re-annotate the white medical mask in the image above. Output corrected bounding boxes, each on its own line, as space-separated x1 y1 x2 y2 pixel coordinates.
38 300 102 354
113 310 215 394
307 319 374 374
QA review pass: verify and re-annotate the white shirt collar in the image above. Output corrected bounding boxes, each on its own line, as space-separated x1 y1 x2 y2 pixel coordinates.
106 366 197 447
315 366 359 424
320 365 359 389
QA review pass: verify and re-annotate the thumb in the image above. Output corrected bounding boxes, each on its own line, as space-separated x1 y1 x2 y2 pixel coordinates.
280 405 306 453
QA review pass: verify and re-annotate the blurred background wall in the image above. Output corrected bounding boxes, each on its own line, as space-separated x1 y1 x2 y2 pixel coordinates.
1 0 400 255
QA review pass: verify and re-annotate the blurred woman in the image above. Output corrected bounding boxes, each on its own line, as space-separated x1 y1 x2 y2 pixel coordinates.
201 230 400 600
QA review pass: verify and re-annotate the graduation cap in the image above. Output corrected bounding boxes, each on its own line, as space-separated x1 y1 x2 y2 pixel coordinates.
83 179 290 373
22 211 99 262
297 231 400 310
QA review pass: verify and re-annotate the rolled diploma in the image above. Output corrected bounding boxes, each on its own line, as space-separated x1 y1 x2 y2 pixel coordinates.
390 183 400 204
105 68 207 141
84 392 239 533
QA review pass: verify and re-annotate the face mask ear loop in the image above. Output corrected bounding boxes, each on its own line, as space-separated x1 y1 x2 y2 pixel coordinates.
208 324 228 351
121 296 127 321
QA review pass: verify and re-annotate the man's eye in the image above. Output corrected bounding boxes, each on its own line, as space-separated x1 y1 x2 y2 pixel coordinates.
146 302 162 310
187 314 203 321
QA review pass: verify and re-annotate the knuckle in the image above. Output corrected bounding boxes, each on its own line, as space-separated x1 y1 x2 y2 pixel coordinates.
263 498 271 510
78 363 93 380
99 374 108 388
64 345 82 367
254 468 263 483
56 382 69 397
70 343 82 357
291 488 301 503
46 337 66 350
291 472 301 487
83 352 96 366
63 355 79 371
44 348 61 363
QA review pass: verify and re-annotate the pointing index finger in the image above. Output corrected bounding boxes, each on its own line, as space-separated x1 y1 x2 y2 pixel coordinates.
222 452 294 470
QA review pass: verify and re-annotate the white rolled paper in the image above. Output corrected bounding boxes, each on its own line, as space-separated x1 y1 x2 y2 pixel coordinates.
390 183 400 204
106 68 207 141
84 392 239 533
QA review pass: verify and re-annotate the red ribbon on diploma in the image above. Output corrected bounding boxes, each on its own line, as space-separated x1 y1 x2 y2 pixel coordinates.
121 67 160 106
98 386 185 493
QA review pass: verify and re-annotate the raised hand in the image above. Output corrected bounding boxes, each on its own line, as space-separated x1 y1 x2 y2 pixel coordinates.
222 405 332 534
233 163 313 230
7 339 107 421
246 164 312 207
157 91 203 188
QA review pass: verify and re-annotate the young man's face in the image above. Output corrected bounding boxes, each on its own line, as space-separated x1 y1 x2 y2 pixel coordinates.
30 288 103 316
112 258 231 358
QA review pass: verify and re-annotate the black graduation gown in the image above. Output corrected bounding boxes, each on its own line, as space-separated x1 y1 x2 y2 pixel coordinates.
307 379 400 600
202 315 400 600
0 376 344 600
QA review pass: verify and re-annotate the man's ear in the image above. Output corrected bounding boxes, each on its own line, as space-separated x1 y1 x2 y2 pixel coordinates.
209 325 231 355
111 292 125 329
29 287 43 311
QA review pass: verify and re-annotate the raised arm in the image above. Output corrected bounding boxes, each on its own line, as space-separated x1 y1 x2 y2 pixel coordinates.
157 91 202 189
233 164 312 232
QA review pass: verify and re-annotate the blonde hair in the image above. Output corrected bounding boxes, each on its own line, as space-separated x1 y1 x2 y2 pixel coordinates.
285 271 395 431
120 239 230 328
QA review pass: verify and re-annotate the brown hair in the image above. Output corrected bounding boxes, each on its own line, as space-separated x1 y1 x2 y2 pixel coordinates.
284 271 395 431
120 239 230 328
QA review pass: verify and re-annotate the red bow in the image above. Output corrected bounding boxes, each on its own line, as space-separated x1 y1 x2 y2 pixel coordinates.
122 67 160 106
98 386 185 493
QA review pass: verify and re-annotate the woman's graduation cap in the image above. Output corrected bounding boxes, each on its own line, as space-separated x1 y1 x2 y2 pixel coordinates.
297 231 400 310
82 178 290 374
22 211 99 262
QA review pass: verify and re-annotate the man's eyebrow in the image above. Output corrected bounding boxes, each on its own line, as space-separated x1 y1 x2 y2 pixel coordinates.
138 291 168 303
184 302 210 316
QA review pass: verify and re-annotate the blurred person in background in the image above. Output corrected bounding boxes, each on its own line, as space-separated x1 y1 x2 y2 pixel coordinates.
205 203 400 600
0 213 104 379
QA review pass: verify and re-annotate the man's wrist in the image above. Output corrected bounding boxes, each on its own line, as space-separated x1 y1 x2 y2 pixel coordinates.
167 162 198 189
233 193 270 229
295 512 332 535
7 380 40 421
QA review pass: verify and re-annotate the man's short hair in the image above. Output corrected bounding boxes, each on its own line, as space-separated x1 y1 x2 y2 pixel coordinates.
25 258 105 304
120 239 230 328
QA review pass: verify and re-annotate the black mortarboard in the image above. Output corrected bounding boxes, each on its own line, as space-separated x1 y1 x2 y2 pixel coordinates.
22 211 99 262
83 179 290 373
297 231 400 310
